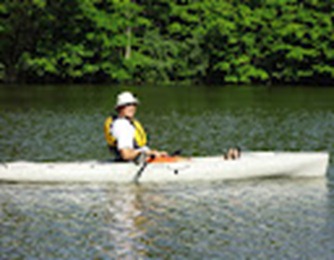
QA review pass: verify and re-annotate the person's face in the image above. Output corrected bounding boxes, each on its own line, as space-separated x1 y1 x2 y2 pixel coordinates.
119 103 137 118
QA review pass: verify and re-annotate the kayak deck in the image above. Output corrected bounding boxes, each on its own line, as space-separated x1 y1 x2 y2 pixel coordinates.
0 152 329 184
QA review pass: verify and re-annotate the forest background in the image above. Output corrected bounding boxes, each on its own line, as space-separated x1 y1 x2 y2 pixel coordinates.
0 0 333 85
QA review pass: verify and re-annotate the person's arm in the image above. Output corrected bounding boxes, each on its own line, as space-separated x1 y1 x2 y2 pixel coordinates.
119 148 168 161
146 149 168 158
136 145 167 157
119 148 142 161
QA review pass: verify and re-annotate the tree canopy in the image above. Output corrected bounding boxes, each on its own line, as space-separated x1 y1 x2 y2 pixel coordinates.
0 0 333 85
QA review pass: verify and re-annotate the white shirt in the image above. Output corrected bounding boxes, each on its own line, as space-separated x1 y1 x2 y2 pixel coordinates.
111 118 149 152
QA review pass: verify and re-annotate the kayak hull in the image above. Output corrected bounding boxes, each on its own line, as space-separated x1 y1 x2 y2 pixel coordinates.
0 152 329 184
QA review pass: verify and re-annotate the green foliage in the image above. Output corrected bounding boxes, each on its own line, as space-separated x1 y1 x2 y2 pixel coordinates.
0 0 333 85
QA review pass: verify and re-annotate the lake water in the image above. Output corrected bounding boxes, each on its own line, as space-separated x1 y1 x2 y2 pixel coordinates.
1 85 334 259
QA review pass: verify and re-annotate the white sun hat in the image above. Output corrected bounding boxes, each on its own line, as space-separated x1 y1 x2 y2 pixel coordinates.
115 91 139 108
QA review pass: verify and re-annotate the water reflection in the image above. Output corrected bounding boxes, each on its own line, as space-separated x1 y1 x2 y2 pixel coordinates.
103 183 192 259
89 178 333 259
0 178 333 259
103 185 146 259
325 179 334 255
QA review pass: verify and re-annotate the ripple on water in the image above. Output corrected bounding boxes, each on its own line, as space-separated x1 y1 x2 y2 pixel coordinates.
1 179 333 259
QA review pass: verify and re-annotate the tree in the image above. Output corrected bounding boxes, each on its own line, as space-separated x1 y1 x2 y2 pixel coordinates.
0 0 47 83
0 0 333 85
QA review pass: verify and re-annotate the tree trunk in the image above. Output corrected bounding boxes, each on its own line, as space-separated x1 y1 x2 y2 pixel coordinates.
4 65 19 84
125 26 132 60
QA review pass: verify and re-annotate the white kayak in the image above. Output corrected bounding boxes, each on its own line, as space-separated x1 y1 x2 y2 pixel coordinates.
0 152 329 184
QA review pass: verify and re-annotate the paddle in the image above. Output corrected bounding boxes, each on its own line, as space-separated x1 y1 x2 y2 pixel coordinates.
133 154 155 183
171 149 182 156
133 149 182 183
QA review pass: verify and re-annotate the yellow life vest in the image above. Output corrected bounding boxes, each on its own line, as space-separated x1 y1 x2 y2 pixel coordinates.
104 116 147 149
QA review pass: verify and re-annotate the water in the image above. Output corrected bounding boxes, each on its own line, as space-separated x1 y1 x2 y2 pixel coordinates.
1 85 334 259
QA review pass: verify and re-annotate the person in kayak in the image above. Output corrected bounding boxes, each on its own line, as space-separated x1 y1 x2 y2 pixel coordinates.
104 91 168 162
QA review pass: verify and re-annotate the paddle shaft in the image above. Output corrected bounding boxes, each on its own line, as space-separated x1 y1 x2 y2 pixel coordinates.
133 154 155 183
133 149 182 183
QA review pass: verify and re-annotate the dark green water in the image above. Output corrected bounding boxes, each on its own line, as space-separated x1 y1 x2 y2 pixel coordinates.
1 85 333 161
1 85 334 259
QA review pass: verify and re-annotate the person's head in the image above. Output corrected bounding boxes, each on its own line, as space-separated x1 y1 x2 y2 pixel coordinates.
115 91 139 119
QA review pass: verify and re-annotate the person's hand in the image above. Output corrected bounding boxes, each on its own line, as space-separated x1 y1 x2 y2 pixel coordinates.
158 151 168 157
149 150 168 158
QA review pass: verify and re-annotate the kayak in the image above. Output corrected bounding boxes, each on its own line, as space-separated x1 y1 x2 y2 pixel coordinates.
0 152 329 184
